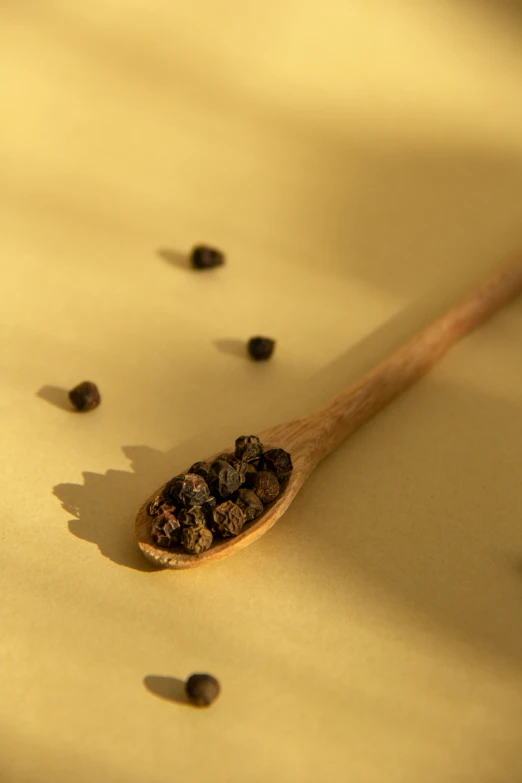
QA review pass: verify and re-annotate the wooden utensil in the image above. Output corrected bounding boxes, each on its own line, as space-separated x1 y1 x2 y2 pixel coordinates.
136 258 522 569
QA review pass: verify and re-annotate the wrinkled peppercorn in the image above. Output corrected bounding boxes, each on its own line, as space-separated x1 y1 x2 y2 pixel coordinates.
68 381 101 412
165 473 210 508
188 461 211 481
246 470 280 503
212 500 245 537
181 525 213 554
235 435 263 462
202 497 217 524
178 505 207 528
235 488 264 522
247 337 275 361
151 509 181 548
148 494 165 516
261 448 293 482
208 460 241 499
185 673 220 707
215 454 247 482
190 245 225 270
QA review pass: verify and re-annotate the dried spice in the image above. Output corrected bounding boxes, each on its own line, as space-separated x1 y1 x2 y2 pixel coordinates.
190 245 225 270
68 381 101 412
178 505 207 528
247 336 275 361
212 500 245 537
261 448 293 482
148 494 165 517
208 460 241 499
202 497 217 524
185 674 220 707
151 509 181 548
165 473 210 508
246 470 280 503
181 525 213 555
235 488 264 522
188 461 211 480
235 435 263 462
149 434 293 555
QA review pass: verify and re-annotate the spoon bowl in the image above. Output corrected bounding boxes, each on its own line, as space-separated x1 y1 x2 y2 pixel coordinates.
135 421 321 569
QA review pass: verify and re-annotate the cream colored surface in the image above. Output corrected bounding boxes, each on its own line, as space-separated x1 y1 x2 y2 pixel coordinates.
2 2 522 781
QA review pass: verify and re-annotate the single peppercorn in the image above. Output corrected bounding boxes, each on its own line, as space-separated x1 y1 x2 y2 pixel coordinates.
235 488 264 522
178 505 207 528
188 461 211 481
246 470 280 503
235 434 263 462
68 381 101 412
208 460 241 499
215 453 247 482
181 525 213 555
261 448 293 482
151 509 181 548
247 336 275 361
185 673 220 707
190 245 225 270
212 500 245 537
164 473 211 508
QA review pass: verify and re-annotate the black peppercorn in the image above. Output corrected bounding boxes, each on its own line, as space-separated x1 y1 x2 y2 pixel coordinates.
178 505 207 528
164 473 211 508
151 509 181 548
235 435 263 462
185 673 220 707
181 525 213 555
235 488 264 522
215 453 247 482
261 448 293 482
208 460 241 499
202 497 217 524
68 381 101 412
148 494 165 517
246 470 280 503
212 500 245 537
247 337 275 361
190 245 225 270
188 461 211 481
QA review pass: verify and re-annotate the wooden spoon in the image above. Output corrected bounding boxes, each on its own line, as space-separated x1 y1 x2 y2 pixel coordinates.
136 257 522 569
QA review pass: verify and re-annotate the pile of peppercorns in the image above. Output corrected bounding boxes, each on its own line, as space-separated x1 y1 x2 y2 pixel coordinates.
148 435 293 555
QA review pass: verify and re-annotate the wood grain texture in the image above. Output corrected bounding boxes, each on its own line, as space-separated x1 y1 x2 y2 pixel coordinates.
136 257 522 569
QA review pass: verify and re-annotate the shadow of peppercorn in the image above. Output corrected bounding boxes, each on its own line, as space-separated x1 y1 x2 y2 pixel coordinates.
37 385 71 411
157 248 189 270
213 338 247 359
143 675 189 705
53 436 219 572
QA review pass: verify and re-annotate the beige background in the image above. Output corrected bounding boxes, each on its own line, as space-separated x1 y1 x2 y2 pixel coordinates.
2 1 522 781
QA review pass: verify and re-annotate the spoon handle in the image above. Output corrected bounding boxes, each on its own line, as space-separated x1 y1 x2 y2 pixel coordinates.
310 257 522 459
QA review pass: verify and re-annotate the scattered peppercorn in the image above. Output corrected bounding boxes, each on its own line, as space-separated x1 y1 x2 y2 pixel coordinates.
181 525 213 555
246 470 280 503
212 500 245 537
165 473 211 508
190 245 225 270
185 674 220 707
235 488 264 522
68 381 101 412
247 336 275 361
208 460 241 499
235 435 263 462
148 435 293 554
261 448 293 482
